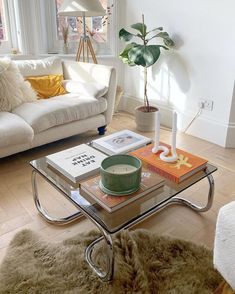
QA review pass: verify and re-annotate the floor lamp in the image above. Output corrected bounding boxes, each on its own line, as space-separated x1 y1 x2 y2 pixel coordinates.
58 0 106 63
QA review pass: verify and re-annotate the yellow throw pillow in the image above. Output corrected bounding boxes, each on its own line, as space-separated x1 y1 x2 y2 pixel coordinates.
25 74 67 99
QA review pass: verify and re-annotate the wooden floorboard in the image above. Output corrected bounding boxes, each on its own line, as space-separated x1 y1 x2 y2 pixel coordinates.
0 111 234 263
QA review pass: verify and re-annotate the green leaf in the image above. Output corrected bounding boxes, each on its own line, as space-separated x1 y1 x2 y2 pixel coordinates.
163 38 175 47
119 28 134 42
119 44 136 66
136 33 144 40
131 22 147 36
128 45 146 67
154 32 175 47
145 34 162 43
146 27 163 34
144 45 161 66
158 45 169 50
128 45 161 67
156 32 170 38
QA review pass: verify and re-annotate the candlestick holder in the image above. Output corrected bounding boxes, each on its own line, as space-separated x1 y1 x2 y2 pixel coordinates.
152 145 178 162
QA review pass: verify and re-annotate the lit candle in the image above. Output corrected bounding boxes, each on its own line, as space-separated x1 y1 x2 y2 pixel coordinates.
105 164 137 174
152 111 161 153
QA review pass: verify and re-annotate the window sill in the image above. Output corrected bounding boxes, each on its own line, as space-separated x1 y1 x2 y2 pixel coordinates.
0 53 117 61
39 53 117 59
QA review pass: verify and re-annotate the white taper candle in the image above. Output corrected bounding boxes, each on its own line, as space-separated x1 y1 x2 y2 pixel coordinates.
171 111 177 153
152 110 161 153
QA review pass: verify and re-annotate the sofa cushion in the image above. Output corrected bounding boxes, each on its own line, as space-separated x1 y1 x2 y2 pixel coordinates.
26 75 67 99
13 57 63 77
13 94 107 134
0 58 37 112
0 112 34 148
62 80 108 98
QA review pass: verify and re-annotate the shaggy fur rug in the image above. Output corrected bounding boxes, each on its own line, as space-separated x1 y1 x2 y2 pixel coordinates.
0 229 222 293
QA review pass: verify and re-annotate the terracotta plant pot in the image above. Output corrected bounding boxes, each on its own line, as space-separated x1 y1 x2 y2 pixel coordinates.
135 106 158 132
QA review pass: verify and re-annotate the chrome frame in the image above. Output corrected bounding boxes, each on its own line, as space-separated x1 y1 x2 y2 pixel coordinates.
31 168 215 282
85 228 114 281
32 170 82 225
32 169 114 281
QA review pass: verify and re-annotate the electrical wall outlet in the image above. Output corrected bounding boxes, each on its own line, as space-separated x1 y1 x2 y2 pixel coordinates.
198 99 214 111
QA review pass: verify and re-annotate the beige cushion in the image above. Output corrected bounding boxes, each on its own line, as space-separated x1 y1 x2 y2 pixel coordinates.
13 94 107 134
62 80 108 98
14 57 63 77
0 112 34 148
0 58 37 112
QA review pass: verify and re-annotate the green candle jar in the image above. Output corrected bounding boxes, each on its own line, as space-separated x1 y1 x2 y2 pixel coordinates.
100 154 142 195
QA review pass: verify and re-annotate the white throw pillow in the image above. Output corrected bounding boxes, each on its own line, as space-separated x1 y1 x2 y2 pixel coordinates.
13 56 63 77
0 58 37 112
62 80 108 98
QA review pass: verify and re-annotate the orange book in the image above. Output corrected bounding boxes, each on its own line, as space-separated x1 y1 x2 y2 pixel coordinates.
80 167 165 212
130 143 208 183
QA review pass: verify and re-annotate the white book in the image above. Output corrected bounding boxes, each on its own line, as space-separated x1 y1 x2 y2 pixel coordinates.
92 130 152 155
46 144 107 183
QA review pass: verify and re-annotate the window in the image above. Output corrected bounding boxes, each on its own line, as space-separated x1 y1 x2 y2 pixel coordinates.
45 0 116 55
55 0 110 44
0 0 17 53
0 0 7 41
0 0 10 51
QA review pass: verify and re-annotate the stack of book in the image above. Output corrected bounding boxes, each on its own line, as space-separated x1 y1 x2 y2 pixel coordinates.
46 144 107 183
80 167 165 212
131 142 208 183
92 129 152 155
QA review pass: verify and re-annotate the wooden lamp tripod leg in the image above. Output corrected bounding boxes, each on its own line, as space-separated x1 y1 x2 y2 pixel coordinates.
76 37 84 62
87 38 98 64
76 37 97 64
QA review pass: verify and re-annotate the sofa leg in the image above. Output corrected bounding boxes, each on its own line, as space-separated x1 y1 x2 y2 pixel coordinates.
98 126 107 135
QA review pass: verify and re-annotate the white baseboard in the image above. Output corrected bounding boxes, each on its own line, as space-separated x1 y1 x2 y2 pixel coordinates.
119 95 233 147
226 123 235 147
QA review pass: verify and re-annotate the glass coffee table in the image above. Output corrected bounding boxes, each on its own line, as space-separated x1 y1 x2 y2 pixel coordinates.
30 154 217 282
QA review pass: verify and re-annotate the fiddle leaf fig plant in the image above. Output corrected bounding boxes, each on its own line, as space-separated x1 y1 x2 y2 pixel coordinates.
119 15 174 112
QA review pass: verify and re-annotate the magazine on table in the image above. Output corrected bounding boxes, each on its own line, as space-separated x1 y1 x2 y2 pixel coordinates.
46 144 107 183
91 130 152 155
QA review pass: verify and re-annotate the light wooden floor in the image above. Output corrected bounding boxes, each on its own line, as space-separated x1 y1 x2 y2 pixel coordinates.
0 112 234 263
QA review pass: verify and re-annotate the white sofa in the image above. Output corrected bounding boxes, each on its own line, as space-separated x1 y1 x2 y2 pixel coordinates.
214 201 235 290
0 58 117 158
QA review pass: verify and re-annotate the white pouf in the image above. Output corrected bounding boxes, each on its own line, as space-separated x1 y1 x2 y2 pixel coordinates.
214 201 235 290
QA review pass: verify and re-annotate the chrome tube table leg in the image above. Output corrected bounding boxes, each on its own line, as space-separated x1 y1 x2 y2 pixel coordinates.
123 174 215 231
85 228 114 282
167 174 215 212
32 169 114 280
87 171 213 281
32 170 82 225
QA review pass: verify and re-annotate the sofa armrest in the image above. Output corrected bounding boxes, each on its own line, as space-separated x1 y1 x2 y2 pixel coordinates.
62 61 117 125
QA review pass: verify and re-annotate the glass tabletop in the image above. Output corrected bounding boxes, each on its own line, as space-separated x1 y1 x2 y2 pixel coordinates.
30 158 217 234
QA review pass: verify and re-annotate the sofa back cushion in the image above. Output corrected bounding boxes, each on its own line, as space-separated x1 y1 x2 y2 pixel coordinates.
26 74 67 99
14 57 63 77
62 80 108 98
0 58 37 112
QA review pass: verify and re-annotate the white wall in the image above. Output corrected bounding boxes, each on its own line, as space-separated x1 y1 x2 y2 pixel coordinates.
119 0 235 147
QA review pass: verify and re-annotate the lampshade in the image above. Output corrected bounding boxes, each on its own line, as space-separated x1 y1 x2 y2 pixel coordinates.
58 0 106 17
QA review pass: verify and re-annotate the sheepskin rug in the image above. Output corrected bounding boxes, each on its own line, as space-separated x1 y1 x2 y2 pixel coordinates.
0 58 37 112
0 229 222 293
